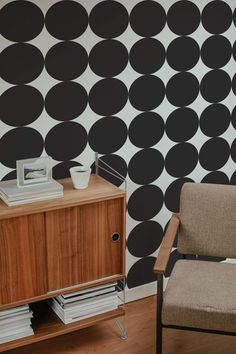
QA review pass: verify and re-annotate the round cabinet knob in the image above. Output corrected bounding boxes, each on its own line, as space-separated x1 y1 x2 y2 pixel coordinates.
111 232 120 242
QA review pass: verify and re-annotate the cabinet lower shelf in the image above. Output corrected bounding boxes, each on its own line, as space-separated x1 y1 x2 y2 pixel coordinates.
0 301 125 353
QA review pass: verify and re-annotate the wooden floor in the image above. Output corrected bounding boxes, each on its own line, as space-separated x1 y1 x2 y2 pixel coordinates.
6 296 236 354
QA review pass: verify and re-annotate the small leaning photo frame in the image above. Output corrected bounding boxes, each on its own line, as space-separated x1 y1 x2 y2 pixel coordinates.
17 156 52 187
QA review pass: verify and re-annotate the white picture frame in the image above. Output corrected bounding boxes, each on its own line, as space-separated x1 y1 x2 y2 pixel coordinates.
16 156 52 187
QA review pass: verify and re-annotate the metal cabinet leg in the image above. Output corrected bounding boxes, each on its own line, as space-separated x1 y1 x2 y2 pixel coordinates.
115 319 128 340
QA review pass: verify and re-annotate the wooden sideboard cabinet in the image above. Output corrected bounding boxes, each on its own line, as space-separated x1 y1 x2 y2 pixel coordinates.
0 175 126 352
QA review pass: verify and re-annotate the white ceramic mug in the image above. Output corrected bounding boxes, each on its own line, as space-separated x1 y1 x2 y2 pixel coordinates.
69 166 91 189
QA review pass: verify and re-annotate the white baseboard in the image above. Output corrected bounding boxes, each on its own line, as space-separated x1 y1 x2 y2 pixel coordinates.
124 277 169 303
125 282 157 303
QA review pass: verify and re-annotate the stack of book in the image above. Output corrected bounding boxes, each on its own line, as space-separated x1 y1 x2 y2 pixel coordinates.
0 179 63 206
49 282 118 324
0 304 33 344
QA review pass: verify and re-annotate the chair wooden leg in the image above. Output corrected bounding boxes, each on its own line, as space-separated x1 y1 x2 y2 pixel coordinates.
157 274 163 354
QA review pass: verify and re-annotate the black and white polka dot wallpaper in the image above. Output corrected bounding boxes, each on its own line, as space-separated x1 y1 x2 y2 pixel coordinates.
0 0 236 298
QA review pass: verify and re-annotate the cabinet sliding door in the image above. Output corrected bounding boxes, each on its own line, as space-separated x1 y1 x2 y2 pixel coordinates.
0 214 47 305
46 199 123 292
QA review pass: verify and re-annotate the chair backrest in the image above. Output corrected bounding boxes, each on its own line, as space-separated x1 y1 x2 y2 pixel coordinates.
178 182 236 258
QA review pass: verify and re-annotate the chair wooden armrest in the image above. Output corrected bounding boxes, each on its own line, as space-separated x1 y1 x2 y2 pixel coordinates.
153 214 180 275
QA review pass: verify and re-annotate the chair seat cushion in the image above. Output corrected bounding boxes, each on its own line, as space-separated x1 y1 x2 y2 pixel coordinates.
162 260 236 332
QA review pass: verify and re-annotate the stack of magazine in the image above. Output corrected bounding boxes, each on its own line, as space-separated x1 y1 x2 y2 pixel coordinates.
0 179 63 206
49 282 118 324
0 304 33 344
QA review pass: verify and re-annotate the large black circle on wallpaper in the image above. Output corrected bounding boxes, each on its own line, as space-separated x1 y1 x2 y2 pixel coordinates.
90 154 127 187
201 171 229 184
1 170 17 182
45 82 87 121
165 178 194 213
166 107 199 143
89 78 128 116
0 85 44 127
1 0 44 42
128 185 163 221
45 122 87 161
167 1 200 35
232 106 236 130
127 221 163 258
233 41 236 61
45 1 88 40
88 116 127 154
130 1 166 37
128 149 164 184
232 74 236 96
128 111 164 148
165 143 198 178
202 1 232 34
167 36 200 72
200 104 231 137
0 128 44 169
231 139 236 163
89 40 128 78
129 38 165 75
201 35 232 69
45 41 88 81
166 72 199 107
127 257 156 288
89 1 128 39
200 70 231 103
53 160 81 180
1 43 44 85
129 75 165 111
128 149 164 185
230 170 236 184
199 137 230 170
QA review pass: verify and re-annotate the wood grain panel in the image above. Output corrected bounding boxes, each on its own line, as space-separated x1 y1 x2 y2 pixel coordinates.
96 199 122 278
0 214 47 305
46 198 123 291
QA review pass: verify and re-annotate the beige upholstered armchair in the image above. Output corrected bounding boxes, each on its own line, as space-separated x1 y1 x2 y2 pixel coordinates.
154 182 236 354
